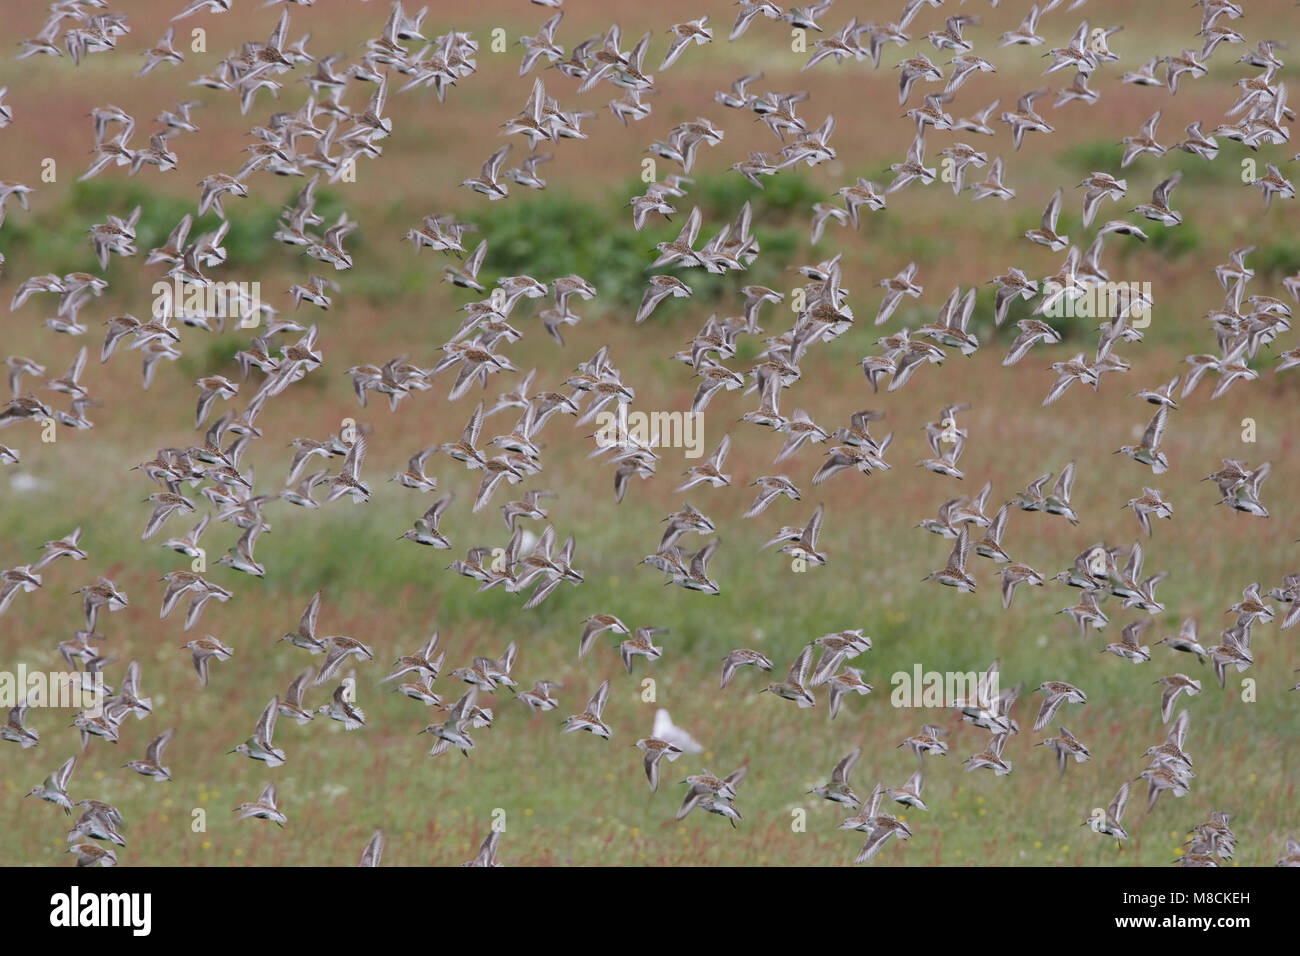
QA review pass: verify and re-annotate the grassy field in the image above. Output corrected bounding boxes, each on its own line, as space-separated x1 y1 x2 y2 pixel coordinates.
1 0 1298 866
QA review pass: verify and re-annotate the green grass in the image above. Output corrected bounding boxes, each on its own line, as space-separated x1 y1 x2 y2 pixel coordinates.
2 349 1297 867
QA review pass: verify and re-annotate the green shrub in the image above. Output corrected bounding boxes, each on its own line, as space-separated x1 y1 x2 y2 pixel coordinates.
1144 221 1200 257
448 173 812 315
1252 238 1300 278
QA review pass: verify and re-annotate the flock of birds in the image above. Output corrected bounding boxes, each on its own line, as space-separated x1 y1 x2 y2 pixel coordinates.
2 0 1300 867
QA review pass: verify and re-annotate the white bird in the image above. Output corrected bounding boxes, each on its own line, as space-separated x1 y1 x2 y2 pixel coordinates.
652 708 703 753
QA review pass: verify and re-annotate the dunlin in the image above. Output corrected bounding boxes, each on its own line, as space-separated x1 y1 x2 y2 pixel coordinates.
27 756 77 812
634 736 685 792
561 679 612 738
760 644 815 708
230 696 287 768
234 783 286 827
124 729 174 781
